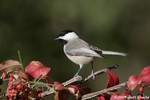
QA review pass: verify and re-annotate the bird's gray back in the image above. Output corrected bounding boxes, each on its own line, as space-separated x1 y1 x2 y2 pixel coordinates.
65 38 90 52
64 38 102 58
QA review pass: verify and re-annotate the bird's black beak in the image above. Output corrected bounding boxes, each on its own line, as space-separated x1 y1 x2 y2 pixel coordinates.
54 38 60 40
55 38 67 45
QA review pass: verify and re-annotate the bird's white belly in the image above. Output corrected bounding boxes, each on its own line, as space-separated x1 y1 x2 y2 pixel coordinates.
66 54 94 65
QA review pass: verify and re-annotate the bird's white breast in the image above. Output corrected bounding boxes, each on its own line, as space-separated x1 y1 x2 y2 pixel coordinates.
63 41 94 65
66 54 94 65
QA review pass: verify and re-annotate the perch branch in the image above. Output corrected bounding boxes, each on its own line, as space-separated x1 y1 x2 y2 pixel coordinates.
62 75 82 86
83 64 119 82
81 82 127 100
40 65 119 98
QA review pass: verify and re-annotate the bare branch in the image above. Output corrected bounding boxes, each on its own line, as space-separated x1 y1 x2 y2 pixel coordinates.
83 64 119 82
40 65 120 98
40 76 83 97
61 65 118 86
62 75 82 86
81 82 127 100
41 88 55 97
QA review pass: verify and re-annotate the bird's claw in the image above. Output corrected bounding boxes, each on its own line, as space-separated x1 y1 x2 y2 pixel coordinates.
91 70 95 80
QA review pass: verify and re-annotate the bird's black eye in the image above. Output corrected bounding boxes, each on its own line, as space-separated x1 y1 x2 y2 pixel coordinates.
58 39 68 45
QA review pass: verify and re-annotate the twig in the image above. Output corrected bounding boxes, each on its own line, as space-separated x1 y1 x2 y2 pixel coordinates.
41 88 55 97
81 82 127 100
17 50 23 69
83 65 119 82
140 82 150 88
62 75 82 86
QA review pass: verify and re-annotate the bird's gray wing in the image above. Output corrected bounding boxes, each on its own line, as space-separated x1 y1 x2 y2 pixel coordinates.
66 48 103 58
90 45 103 55
65 38 103 57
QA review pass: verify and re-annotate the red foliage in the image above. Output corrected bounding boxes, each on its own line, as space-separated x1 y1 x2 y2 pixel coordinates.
139 66 150 83
122 88 132 96
0 59 149 100
127 66 150 90
127 75 141 90
54 81 65 91
54 89 70 100
25 61 51 79
67 85 79 94
110 94 124 100
0 60 21 73
106 71 119 88
97 95 105 100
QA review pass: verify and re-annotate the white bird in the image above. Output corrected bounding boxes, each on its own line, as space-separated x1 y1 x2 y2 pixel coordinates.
55 30 127 78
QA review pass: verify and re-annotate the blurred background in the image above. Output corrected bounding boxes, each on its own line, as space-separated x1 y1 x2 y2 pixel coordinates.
0 0 150 97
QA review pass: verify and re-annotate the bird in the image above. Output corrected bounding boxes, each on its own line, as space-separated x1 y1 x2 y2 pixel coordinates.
55 30 127 78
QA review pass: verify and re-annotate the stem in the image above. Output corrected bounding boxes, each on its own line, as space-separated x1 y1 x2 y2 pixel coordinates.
18 50 23 69
29 81 53 88
81 82 127 100
41 88 56 97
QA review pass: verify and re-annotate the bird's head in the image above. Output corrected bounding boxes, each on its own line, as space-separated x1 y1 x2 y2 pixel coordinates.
55 30 79 44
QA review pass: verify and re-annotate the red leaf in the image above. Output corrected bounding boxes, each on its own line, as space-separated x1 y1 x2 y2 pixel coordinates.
110 94 124 100
139 66 150 83
54 90 70 100
97 95 105 100
25 61 50 79
0 60 21 73
127 75 141 90
122 88 132 96
67 85 79 94
79 87 91 95
18 71 29 80
54 81 65 91
45 77 53 84
106 71 119 88
67 85 81 99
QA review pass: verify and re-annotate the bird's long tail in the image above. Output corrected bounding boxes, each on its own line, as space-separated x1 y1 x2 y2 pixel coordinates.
102 50 127 56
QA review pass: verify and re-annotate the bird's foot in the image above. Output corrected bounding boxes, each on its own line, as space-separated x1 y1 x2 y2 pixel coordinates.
91 70 95 80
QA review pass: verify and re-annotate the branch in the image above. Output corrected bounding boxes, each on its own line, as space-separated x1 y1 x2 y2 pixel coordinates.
62 65 119 86
62 75 82 86
40 88 55 97
39 76 83 97
40 65 119 98
81 82 127 100
83 64 119 82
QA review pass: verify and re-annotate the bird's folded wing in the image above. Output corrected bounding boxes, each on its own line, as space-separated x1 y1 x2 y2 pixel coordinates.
90 45 103 55
66 48 103 58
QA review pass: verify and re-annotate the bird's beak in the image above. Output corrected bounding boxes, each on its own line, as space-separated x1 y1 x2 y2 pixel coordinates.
54 38 59 40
